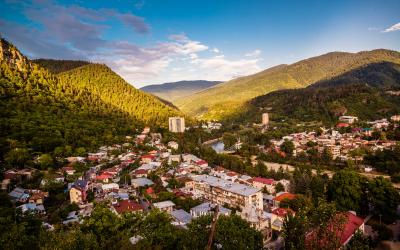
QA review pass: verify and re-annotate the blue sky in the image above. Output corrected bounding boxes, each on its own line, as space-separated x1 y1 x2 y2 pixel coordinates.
1 0 399 87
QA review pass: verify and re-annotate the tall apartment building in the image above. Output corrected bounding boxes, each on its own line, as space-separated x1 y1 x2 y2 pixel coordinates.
262 113 269 126
168 117 185 133
186 175 263 210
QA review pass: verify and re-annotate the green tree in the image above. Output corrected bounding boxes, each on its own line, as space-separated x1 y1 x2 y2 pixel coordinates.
280 139 295 157
368 177 400 223
38 154 53 169
327 170 363 213
282 212 307 250
275 182 285 193
4 148 31 168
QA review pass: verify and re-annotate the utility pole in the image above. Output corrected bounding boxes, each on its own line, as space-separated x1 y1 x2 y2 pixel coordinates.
206 205 219 250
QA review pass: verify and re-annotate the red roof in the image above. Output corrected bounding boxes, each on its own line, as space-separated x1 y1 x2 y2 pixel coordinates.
339 212 364 245
252 177 274 185
113 200 143 214
306 211 364 247
272 207 294 217
337 123 350 128
141 155 156 159
96 173 113 180
274 193 296 202
196 160 208 165
134 169 148 175
226 172 237 177
146 187 154 194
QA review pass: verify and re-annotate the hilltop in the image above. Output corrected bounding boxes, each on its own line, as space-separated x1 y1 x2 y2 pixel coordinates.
175 49 400 120
141 80 221 102
0 38 181 157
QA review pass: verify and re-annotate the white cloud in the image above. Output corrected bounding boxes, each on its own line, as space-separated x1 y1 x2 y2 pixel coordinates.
245 49 261 57
190 54 262 80
1 1 263 87
383 22 400 33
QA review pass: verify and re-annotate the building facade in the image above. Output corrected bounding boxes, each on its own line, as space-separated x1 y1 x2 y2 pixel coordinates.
186 175 263 210
262 113 269 126
169 117 185 133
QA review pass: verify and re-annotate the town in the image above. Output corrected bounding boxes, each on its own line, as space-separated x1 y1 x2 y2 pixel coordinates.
3 112 400 249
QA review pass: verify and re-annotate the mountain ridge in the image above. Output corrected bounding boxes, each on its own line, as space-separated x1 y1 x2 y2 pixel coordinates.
232 61 400 125
141 80 222 102
175 49 400 120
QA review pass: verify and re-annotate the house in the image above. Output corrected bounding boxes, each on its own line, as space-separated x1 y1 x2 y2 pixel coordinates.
240 205 271 231
18 203 45 214
102 183 119 192
250 177 275 194
306 211 364 249
167 141 179 150
168 154 181 164
95 173 113 183
17 168 36 180
336 123 350 128
170 209 192 227
391 115 400 122
190 202 231 218
195 160 208 168
61 166 76 176
153 200 175 212
131 178 154 188
271 207 294 231
141 155 156 163
63 211 80 225
9 187 29 202
112 200 143 215
4 169 18 180
69 180 89 204
66 157 85 163
339 116 358 124
132 169 148 178
28 190 49 205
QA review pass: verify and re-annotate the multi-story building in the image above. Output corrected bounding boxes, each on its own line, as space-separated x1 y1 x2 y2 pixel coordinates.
186 175 263 210
339 116 358 124
168 117 185 133
262 113 269 126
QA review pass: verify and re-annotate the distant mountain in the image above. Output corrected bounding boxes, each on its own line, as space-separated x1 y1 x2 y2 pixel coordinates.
0 38 181 157
141 80 222 102
236 62 400 125
175 50 400 120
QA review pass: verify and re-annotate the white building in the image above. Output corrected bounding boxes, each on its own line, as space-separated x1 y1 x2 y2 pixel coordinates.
186 175 263 210
169 117 185 133
391 115 400 122
262 113 269 126
339 116 358 124
153 200 175 212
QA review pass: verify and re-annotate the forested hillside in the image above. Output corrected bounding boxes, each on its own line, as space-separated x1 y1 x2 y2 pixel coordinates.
233 62 400 125
141 80 221 102
176 50 400 120
0 39 180 159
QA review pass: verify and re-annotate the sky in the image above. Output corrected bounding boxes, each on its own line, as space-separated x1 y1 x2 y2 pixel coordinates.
1 0 400 88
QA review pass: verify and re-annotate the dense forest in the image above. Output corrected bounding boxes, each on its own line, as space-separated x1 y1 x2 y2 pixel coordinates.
229 62 400 125
176 49 400 120
0 39 181 162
